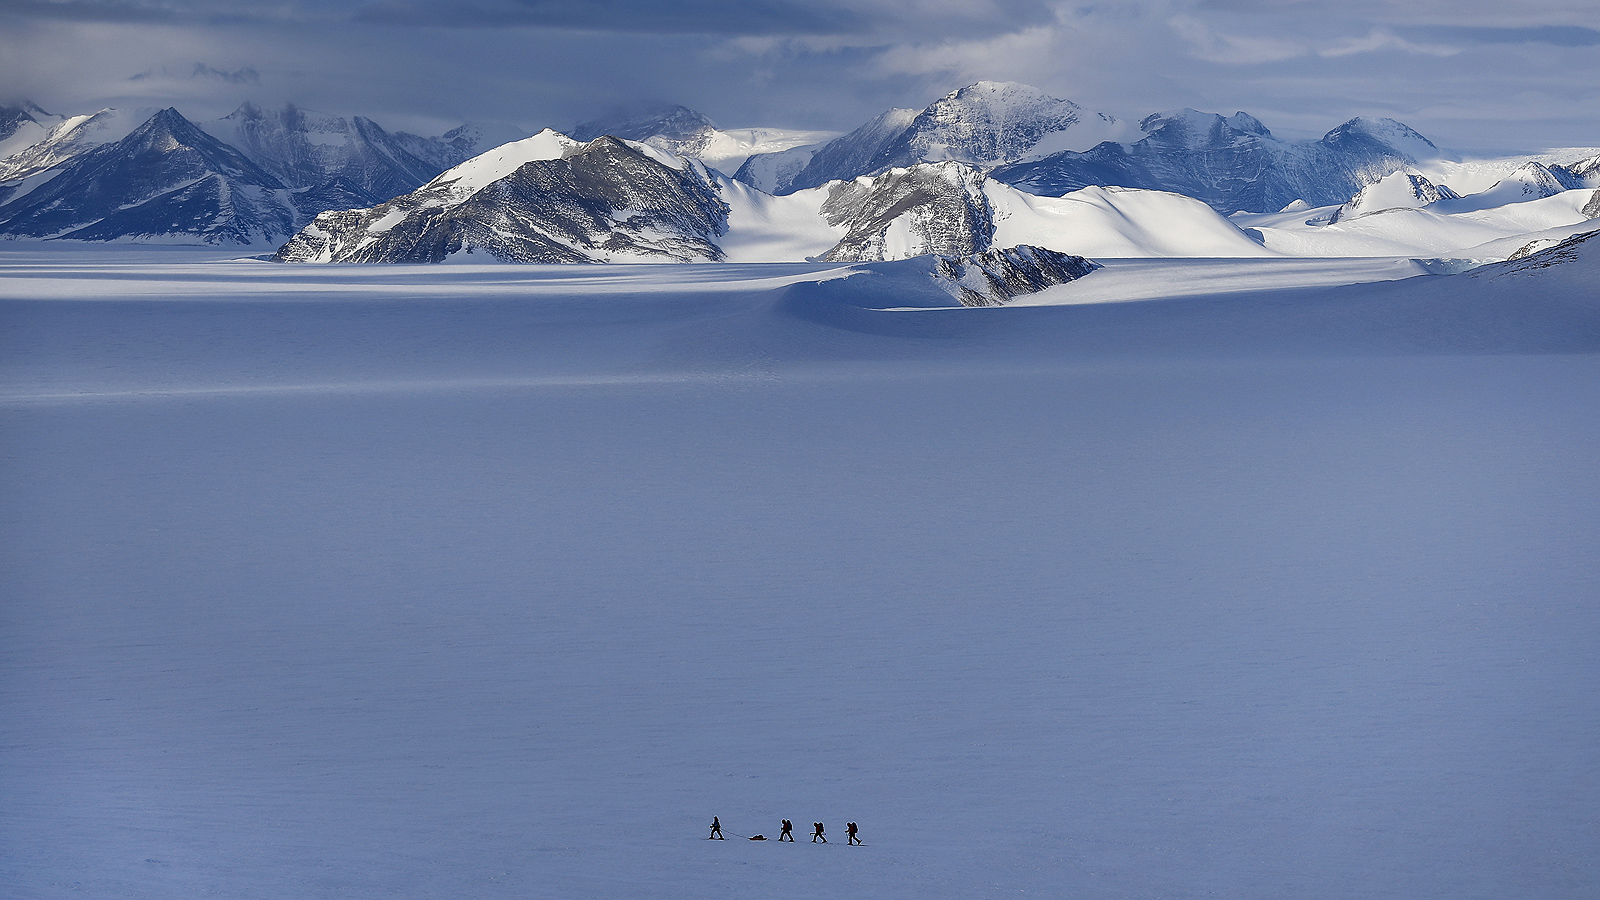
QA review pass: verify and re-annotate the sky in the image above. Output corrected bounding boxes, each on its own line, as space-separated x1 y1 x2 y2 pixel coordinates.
1 0 1597 151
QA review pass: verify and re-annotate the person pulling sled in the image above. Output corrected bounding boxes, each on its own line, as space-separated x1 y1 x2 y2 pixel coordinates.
847 822 861 845
779 819 794 841
812 822 826 842
709 816 724 839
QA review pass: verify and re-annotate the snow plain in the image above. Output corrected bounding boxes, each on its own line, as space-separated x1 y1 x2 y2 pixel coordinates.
2 244 1598 900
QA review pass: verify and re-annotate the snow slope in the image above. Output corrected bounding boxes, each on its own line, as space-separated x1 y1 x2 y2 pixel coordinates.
2 237 1598 900
990 184 1276 258
569 104 835 175
1236 185 1599 258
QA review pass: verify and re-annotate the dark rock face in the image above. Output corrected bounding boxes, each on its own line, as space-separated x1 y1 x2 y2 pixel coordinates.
817 162 994 262
930 244 1099 307
763 108 918 194
1583 190 1600 220
0 107 296 244
992 110 1437 214
274 137 730 263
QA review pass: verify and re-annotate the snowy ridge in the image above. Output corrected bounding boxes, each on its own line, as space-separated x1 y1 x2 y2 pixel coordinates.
275 143 1291 266
740 83 1128 195
1235 171 1599 258
989 184 1276 259
199 103 479 207
993 109 1440 215
274 135 731 263
1328 172 1460 223
570 104 835 175
0 108 296 245
0 102 65 160
0 107 156 211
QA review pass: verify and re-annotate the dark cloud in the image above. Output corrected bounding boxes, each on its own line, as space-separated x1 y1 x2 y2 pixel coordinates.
0 0 1596 152
128 63 259 83
0 0 1058 38
0 0 185 24
1401 25 1600 47
354 0 862 34
353 0 1058 38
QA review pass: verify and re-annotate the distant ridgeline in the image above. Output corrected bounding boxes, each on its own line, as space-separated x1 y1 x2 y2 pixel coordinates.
1 84 1597 256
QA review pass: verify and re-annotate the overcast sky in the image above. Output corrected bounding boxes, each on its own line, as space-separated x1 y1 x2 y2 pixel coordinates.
1 0 1596 151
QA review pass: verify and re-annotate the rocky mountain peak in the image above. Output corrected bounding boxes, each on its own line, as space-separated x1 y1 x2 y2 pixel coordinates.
871 82 1088 170
1321 116 1438 162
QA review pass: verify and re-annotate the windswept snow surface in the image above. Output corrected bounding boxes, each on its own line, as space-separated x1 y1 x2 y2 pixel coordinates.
1236 188 1599 258
990 184 1277 258
3 244 1599 900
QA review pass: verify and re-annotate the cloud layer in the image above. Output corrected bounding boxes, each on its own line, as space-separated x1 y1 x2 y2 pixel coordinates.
1 0 1595 151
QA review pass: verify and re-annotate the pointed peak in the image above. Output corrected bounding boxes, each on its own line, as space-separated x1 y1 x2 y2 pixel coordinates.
1322 116 1438 161
1225 112 1270 137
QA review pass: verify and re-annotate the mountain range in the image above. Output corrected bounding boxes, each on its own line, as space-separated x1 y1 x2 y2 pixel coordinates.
0 101 519 243
3 83 1598 254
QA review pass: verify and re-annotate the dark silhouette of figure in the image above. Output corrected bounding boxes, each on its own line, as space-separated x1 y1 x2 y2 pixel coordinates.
779 819 794 841
709 816 724 839
812 822 826 842
847 822 860 845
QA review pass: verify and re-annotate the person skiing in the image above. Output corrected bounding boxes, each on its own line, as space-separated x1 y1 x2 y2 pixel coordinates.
812 822 826 843
779 819 794 841
847 822 860 845
709 816 724 839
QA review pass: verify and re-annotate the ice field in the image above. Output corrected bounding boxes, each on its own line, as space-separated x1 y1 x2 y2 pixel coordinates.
2 245 1598 899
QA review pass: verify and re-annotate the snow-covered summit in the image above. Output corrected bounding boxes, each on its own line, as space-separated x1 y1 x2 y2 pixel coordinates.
1475 162 1569 206
1138 109 1272 149
570 104 834 177
993 109 1442 215
421 128 583 200
0 101 64 159
201 103 456 205
1328 171 1459 223
878 81 1112 167
1322 116 1440 163
0 106 153 185
738 82 1127 195
0 107 295 244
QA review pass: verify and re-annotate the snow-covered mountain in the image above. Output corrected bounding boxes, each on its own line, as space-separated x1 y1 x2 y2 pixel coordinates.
992 110 1441 214
738 82 1130 195
1328 171 1460 223
0 107 155 197
1555 154 1600 188
737 108 920 194
0 102 66 160
0 108 296 244
815 161 994 262
1468 162 1570 208
0 101 521 244
1234 173 1600 258
273 127 1276 265
275 132 732 263
201 103 478 207
570 105 834 177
